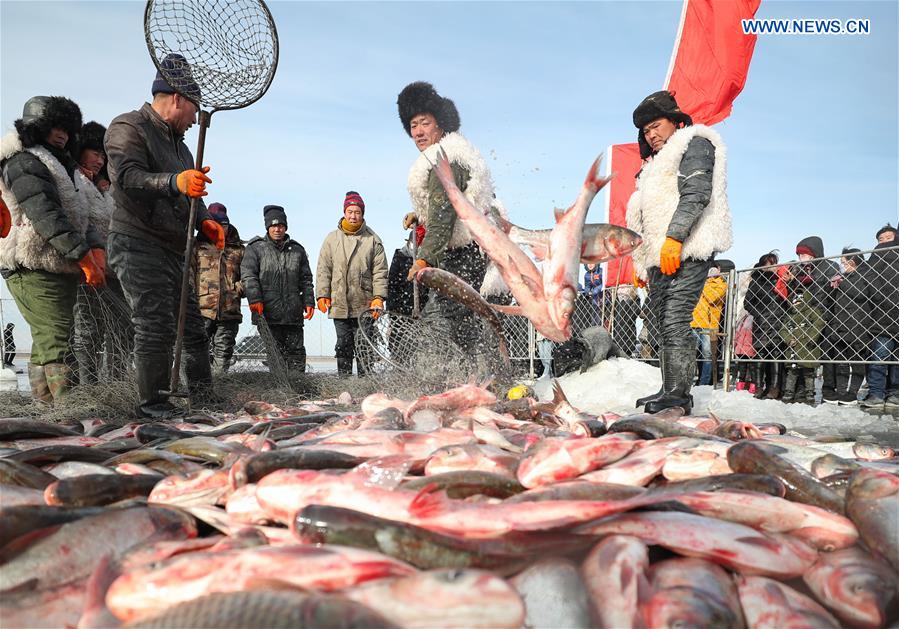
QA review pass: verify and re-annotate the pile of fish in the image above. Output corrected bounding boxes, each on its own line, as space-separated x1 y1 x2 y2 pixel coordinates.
1 380 897 628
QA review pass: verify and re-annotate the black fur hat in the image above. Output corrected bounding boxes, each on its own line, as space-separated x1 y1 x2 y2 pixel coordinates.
633 90 692 159
875 223 896 239
397 81 460 136
78 121 107 155
14 96 82 149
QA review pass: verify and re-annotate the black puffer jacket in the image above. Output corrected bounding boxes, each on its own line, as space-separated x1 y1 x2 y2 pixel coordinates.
825 262 872 345
1 145 101 265
743 267 788 349
105 103 211 255
240 234 314 325
866 243 899 337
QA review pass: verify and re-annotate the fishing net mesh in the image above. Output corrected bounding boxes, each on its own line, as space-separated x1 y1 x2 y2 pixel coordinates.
144 0 278 111
355 310 511 396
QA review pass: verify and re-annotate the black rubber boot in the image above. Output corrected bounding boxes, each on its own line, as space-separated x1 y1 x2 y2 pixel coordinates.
336 356 353 378
645 346 695 415
135 354 182 419
636 352 665 407
184 350 224 407
764 363 783 400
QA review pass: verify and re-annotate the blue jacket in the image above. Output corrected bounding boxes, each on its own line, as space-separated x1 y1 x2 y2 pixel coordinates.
583 266 603 298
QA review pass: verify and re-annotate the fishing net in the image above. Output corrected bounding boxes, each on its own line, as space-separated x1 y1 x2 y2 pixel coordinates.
355 310 511 395
252 315 292 389
70 284 134 385
144 0 278 111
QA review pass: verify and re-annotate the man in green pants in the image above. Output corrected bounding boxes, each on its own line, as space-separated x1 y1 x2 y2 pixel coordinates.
0 96 106 402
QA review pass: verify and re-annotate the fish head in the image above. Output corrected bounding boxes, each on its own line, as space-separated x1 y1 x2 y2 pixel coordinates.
548 286 576 336
604 228 643 258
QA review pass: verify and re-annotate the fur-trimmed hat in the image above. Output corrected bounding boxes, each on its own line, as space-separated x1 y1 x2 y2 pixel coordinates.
78 121 107 155
14 96 82 149
397 81 460 136
633 90 693 159
875 223 896 239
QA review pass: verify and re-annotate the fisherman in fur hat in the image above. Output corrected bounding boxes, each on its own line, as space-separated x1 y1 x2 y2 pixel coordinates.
396 81 500 353
626 90 733 414
0 96 106 403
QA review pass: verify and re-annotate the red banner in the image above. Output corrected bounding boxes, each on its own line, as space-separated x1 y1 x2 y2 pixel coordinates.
604 143 643 287
664 0 761 125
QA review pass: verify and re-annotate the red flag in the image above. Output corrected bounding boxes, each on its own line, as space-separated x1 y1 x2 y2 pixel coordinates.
604 143 642 288
664 0 761 125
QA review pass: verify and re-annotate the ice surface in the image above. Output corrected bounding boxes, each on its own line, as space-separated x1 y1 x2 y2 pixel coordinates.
533 358 897 439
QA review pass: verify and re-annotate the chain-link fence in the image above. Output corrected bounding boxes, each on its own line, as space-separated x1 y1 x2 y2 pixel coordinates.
720 244 898 400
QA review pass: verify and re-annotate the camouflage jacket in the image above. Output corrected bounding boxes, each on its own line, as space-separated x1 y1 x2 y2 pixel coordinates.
192 224 244 322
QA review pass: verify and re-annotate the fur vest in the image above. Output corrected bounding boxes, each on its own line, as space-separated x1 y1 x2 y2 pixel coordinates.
0 133 92 274
80 179 115 242
407 132 496 250
626 125 732 280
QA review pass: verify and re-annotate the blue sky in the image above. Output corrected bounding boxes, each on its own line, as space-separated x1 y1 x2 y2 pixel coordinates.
1 0 897 351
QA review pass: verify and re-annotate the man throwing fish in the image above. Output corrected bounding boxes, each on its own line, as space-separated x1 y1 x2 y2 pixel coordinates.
396 81 495 353
626 90 732 414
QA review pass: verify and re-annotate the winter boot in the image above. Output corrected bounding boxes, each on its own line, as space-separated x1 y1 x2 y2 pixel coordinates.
336 356 353 378
184 350 224 408
27 363 53 403
134 354 182 419
645 346 695 415
636 352 665 407
781 370 798 404
804 371 818 406
43 362 73 402
764 364 783 400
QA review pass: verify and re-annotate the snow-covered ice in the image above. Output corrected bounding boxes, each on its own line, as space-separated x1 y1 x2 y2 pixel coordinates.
534 358 898 439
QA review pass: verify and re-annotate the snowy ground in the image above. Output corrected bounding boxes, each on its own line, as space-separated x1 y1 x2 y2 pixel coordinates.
534 358 898 440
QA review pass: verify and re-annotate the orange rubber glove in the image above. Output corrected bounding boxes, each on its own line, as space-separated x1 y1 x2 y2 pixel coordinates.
78 250 106 288
660 237 683 276
407 258 428 282
249 302 264 315
176 166 211 198
90 248 106 279
317 297 331 313
304 306 315 320
370 297 384 319
633 272 646 289
0 198 11 238
200 219 226 250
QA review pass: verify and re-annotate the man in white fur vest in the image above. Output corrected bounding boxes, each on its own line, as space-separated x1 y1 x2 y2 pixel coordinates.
0 96 106 403
626 90 732 414
396 81 493 353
